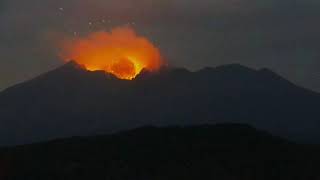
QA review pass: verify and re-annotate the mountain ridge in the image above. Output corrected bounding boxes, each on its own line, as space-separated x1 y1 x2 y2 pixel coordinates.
1 124 320 179
0 61 319 145
0 61 296 93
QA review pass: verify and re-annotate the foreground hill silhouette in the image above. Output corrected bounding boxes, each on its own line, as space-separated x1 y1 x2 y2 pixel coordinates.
1 124 320 179
0 61 320 145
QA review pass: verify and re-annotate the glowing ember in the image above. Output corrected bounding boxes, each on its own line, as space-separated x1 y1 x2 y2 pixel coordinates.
59 26 163 80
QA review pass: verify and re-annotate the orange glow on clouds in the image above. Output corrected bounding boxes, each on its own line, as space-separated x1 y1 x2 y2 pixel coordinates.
59 26 163 80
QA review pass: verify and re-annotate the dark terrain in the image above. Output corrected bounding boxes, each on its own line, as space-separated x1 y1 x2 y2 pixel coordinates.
0 124 320 179
0 61 320 145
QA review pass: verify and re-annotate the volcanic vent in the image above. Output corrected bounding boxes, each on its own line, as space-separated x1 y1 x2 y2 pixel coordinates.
59 26 163 80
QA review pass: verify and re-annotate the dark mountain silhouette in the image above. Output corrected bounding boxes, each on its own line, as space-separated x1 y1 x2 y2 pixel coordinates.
1 124 320 179
0 61 320 145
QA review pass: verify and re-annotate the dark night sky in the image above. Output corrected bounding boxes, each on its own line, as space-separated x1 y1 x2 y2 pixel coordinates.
0 0 320 92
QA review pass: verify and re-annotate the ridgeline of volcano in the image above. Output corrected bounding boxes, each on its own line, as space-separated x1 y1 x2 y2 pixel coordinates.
0 61 320 145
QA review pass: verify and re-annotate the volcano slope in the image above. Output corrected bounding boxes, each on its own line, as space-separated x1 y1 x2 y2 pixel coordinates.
0 61 320 145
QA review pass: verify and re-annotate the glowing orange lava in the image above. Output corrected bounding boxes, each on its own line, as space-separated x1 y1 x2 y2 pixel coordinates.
59 26 163 80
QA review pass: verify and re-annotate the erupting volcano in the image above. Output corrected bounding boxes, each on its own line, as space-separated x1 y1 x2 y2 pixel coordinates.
60 26 163 80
